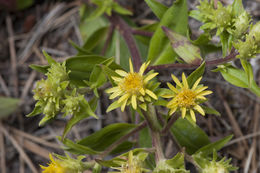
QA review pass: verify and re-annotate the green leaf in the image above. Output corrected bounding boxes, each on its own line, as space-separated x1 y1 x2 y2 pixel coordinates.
219 66 249 88
65 55 120 86
240 59 254 87
194 135 233 157
0 97 20 119
171 118 210 155
147 0 188 65
162 26 202 64
87 5 107 21
201 106 220 116
77 123 137 151
144 0 168 19
112 3 133 15
92 163 102 173
106 101 121 112
29 64 49 74
59 137 99 155
89 65 107 88
26 106 42 117
110 141 135 155
42 50 56 65
83 26 109 51
17 0 33 10
139 127 152 148
69 40 92 55
166 152 185 169
232 0 244 17
187 61 205 87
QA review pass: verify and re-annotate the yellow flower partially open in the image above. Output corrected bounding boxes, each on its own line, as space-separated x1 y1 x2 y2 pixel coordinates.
40 154 66 173
106 59 158 112
163 73 212 122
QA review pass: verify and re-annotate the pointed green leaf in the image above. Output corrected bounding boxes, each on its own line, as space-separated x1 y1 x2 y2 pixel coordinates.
232 0 244 17
42 50 57 65
240 59 254 88
29 64 49 74
162 26 202 64
187 61 205 87
147 0 188 64
171 118 210 155
0 97 20 119
144 0 168 19
194 135 233 157
26 106 42 117
77 123 137 152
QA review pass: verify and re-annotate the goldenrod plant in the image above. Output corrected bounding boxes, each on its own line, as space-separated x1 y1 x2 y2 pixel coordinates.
27 0 260 172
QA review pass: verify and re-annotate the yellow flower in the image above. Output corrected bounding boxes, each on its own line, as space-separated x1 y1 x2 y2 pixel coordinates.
106 59 158 111
163 73 212 122
40 154 67 173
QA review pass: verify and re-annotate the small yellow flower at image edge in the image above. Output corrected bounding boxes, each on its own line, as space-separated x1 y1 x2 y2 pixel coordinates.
163 73 212 122
40 154 66 173
106 59 159 111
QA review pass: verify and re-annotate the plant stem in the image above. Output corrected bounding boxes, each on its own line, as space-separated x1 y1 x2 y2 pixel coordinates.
99 121 147 159
101 24 115 55
161 114 178 135
141 105 164 162
107 14 142 70
147 48 238 71
131 29 153 37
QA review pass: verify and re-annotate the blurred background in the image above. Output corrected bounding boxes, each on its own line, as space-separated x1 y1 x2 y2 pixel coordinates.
0 0 260 172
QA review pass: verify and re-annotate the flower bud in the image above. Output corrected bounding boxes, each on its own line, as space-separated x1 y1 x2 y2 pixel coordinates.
214 6 231 28
47 62 68 83
234 35 258 58
249 22 260 45
233 11 251 38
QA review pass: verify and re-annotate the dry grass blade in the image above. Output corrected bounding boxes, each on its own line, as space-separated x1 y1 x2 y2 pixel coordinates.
0 74 10 97
0 124 6 173
0 124 38 173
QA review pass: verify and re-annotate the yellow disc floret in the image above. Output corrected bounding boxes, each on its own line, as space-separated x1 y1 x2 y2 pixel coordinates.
120 73 143 95
163 73 212 122
41 154 66 173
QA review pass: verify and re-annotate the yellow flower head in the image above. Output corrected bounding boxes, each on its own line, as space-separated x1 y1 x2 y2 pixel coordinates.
40 154 67 173
163 73 212 122
106 59 159 111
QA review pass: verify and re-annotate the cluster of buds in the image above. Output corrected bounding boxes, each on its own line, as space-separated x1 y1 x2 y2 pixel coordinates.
234 22 260 58
29 60 96 126
192 151 237 173
191 0 252 37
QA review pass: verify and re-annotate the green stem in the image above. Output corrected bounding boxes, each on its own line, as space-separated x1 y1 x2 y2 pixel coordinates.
141 104 164 162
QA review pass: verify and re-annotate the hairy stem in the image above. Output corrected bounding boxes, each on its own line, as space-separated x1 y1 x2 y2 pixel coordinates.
107 14 142 70
161 113 178 135
141 105 164 162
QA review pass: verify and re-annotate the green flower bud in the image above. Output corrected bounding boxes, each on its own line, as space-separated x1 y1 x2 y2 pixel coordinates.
62 90 84 116
153 160 189 173
232 11 251 38
47 62 68 82
193 152 237 173
43 101 58 118
214 5 231 28
234 35 258 58
249 21 260 45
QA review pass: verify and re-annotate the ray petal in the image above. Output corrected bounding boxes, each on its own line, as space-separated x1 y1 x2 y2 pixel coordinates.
195 86 208 94
181 107 186 118
191 77 202 90
129 58 134 73
144 72 158 83
118 93 130 103
109 91 122 99
171 74 182 87
190 109 196 122
112 76 123 82
138 63 146 76
115 70 128 77
167 82 179 93
169 107 177 115
182 73 189 89
138 96 144 102
194 105 205 116
198 90 213 96
145 89 158 100
139 88 145 95
196 95 207 100
131 95 137 109
121 100 127 111
106 87 120 93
